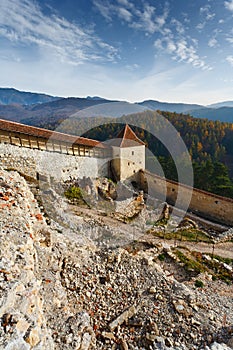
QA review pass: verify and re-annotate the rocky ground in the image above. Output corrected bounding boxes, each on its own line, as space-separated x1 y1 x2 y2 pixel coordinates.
0 169 233 350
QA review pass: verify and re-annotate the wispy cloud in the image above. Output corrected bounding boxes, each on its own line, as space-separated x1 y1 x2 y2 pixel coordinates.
226 55 233 66
126 63 140 70
196 5 216 31
226 37 233 43
94 0 210 71
93 0 113 21
94 0 169 34
225 0 233 11
200 5 216 20
155 37 211 71
171 19 185 35
0 0 118 65
208 37 218 47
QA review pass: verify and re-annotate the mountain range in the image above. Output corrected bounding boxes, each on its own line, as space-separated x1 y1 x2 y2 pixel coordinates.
0 87 232 127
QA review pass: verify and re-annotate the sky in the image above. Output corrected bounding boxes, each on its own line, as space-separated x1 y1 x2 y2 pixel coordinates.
0 0 233 105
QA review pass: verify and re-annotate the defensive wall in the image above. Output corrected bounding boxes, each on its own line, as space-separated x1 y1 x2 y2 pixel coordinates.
0 119 110 181
0 119 233 226
142 170 233 226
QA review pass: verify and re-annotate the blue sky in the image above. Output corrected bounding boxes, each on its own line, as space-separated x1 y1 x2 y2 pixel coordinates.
0 0 233 104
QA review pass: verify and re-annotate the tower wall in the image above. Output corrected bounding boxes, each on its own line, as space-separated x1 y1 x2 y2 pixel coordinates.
111 145 145 181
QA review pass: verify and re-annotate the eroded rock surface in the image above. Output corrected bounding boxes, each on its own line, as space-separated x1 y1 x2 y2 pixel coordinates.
0 170 232 350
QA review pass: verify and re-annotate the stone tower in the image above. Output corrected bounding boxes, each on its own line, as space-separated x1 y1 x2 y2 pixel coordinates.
110 124 145 181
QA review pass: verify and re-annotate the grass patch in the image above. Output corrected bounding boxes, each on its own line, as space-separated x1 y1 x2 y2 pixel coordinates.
210 254 233 266
192 251 233 284
174 249 206 274
148 228 211 243
177 229 211 243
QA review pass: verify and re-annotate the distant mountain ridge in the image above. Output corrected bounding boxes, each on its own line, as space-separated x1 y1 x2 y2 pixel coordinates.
187 107 233 123
0 87 232 126
208 101 233 108
0 88 60 105
137 99 204 113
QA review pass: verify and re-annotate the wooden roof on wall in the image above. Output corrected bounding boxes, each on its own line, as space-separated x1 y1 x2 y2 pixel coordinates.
0 119 105 148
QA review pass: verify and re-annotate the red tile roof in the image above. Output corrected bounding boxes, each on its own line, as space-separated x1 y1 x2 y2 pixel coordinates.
115 124 145 147
0 119 105 148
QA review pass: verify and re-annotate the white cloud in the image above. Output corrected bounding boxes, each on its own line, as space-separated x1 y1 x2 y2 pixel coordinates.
0 0 118 65
197 5 215 31
154 39 163 50
95 0 211 72
208 38 218 47
126 63 139 70
171 19 185 34
94 0 135 22
200 5 216 20
226 37 233 43
154 37 211 71
94 0 169 34
118 7 133 22
117 0 134 9
226 55 233 66
196 22 206 31
167 40 176 53
225 0 233 11
93 0 113 21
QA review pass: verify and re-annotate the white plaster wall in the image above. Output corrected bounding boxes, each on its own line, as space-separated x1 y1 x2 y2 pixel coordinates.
0 143 109 180
119 145 145 180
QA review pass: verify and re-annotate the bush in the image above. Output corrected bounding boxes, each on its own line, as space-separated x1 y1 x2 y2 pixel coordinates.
64 186 83 201
158 253 165 261
195 280 204 288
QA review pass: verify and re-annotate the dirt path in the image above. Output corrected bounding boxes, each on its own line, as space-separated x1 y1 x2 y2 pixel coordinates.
139 234 233 259
70 204 233 258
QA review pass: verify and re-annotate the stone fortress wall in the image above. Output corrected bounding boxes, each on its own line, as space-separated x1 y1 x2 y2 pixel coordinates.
0 120 110 181
0 143 109 181
143 171 233 226
0 120 233 226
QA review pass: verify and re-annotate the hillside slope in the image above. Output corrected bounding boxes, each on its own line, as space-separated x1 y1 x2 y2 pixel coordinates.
0 87 59 105
0 169 232 349
188 107 233 123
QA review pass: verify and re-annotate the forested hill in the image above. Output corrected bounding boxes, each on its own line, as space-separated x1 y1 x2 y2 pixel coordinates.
80 110 233 198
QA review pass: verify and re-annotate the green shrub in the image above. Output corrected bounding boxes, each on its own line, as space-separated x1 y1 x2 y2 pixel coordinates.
158 253 165 261
64 186 83 201
195 280 204 288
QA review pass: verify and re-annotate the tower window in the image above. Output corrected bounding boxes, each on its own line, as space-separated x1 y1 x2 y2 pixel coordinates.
132 151 134 155
128 162 130 166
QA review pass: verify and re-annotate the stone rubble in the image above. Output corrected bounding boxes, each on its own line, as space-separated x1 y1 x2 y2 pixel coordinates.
0 170 232 350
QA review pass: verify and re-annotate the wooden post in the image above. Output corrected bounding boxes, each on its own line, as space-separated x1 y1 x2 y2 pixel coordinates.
9 132 12 144
28 135 31 148
18 133 22 147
